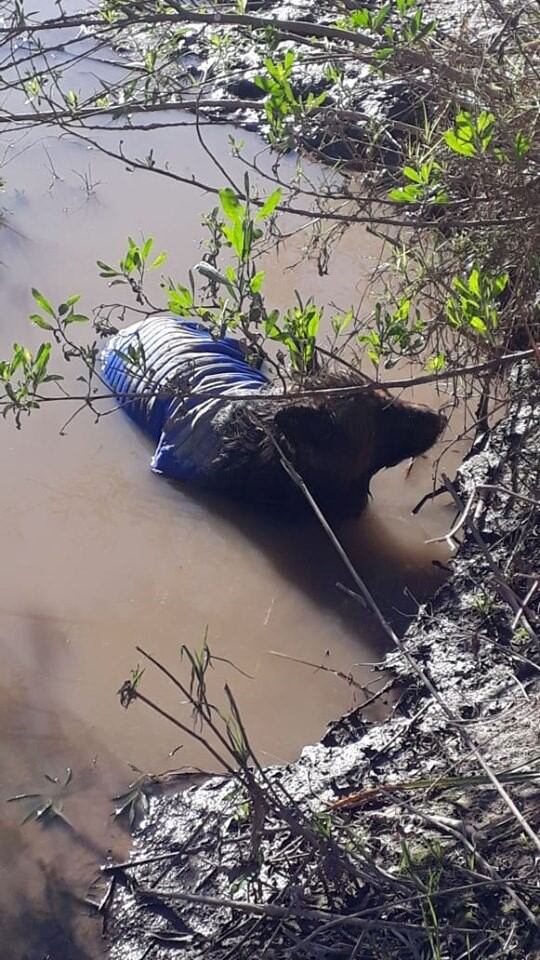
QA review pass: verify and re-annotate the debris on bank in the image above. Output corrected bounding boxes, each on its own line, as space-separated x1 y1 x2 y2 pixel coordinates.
106 364 540 958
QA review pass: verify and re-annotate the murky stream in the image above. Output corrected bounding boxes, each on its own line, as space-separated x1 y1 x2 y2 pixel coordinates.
0 12 466 957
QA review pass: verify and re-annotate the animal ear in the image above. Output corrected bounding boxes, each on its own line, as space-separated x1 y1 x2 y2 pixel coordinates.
275 405 334 446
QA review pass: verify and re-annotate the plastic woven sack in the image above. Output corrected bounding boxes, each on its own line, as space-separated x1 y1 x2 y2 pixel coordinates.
101 315 268 482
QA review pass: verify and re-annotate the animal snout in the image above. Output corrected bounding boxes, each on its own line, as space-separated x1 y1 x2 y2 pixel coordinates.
409 402 447 437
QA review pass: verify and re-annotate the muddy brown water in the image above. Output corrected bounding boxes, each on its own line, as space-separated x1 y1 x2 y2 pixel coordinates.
0 18 466 958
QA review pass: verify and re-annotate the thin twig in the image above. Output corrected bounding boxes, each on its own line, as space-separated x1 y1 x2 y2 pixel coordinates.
442 475 536 637
135 885 482 934
268 649 381 696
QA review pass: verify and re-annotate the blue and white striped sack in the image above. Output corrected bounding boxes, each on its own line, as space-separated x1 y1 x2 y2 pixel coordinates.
101 315 268 482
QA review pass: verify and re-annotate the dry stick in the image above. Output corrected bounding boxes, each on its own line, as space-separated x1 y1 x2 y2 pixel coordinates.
369 702 429 761
424 484 480 547
408 805 539 928
135 645 261 775
0 98 268 125
261 428 540 864
411 484 448 514
133 650 306 823
135 885 481 935
314 349 536 397
103 849 193 873
293 861 503 953
315 345 379 388
512 582 539 631
477 484 540 511
84 152 538 229
25 349 537 409
442 474 536 637
345 677 397 713
218 679 402 889
426 483 540 544
135 651 400 891
102 811 213 874
38 122 540 232
121 686 236 777
6 6 481 87
319 876 519 921
268 649 390 697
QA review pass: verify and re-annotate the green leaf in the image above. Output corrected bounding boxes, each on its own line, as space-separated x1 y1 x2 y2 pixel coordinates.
249 271 265 294
443 130 476 157
388 184 422 203
469 316 488 336
402 166 422 183
31 289 55 318
141 237 154 259
468 268 481 297
514 130 531 158
374 46 393 61
167 284 193 315
373 2 391 29
306 311 320 338
346 8 371 28
454 112 474 137
331 310 353 334
96 260 119 277
453 277 472 297
284 49 295 72
63 313 89 324
30 314 54 331
34 342 51 374
219 188 243 223
476 111 495 134
426 353 446 373
149 252 167 270
420 161 439 183
9 344 32 375
493 272 509 295
255 188 282 221
264 311 281 338
227 220 245 258
395 298 411 322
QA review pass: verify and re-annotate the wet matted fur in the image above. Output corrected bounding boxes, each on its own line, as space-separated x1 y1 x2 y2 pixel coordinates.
211 369 445 518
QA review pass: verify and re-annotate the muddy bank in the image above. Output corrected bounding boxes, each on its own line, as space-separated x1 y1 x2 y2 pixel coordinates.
105 362 540 958
121 0 493 167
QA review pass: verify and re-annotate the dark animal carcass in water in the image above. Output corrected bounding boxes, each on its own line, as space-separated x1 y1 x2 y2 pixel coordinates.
101 315 445 518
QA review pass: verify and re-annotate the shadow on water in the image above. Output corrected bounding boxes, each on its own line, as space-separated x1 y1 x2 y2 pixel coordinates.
162 475 451 646
0 851 97 960
0 615 128 960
